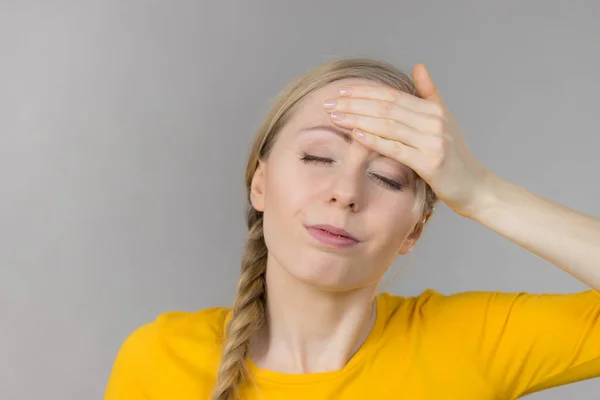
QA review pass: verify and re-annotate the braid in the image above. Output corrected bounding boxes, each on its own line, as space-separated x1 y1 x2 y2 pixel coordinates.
211 208 268 400
211 57 444 399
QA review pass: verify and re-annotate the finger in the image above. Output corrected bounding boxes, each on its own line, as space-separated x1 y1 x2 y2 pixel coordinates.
412 64 446 107
329 108 444 137
329 111 427 149
324 98 438 132
352 129 421 171
338 83 443 116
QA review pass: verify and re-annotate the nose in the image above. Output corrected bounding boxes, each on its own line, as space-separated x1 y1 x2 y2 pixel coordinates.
327 169 363 212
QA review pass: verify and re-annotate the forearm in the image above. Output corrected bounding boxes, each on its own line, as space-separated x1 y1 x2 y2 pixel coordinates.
468 173 600 291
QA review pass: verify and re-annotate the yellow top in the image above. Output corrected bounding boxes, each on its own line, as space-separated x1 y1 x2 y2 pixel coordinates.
105 289 600 399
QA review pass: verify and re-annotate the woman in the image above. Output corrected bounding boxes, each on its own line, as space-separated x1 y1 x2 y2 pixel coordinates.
105 58 600 399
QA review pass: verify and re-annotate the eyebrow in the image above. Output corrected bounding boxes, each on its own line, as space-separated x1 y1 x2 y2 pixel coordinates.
298 124 353 143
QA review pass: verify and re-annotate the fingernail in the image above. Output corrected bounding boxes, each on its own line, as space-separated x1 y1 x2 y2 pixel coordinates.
354 129 367 139
323 99 336 110
339 87 352 96
331 111 345 121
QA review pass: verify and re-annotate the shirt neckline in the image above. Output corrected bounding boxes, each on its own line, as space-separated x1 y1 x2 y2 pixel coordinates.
242 294 388 385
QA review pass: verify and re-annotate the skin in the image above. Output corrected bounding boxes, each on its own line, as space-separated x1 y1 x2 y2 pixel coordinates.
248 64 600 375
249 78 423 373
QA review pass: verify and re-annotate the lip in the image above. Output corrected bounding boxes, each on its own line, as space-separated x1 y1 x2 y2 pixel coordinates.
305 224 360 249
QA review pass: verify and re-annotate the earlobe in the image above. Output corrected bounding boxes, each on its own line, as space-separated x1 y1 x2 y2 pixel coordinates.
398 237 417 255
250 161 266 212
398 218 427 255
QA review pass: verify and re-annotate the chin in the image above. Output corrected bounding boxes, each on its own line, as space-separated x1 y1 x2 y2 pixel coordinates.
285 252 368 291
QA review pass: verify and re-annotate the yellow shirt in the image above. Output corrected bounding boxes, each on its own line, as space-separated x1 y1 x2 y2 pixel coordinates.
105 289 600 399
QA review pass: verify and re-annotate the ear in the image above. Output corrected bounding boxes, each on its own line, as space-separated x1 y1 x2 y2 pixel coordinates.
250 160 266 212
397 212 432 255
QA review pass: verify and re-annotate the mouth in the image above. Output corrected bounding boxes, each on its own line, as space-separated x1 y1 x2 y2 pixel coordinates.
305 224 360 249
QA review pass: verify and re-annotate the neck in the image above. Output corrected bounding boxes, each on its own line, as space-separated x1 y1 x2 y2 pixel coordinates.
250 256 379 374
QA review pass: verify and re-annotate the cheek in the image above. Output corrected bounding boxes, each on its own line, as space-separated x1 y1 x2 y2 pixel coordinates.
264 158 317 216
368 196 420 245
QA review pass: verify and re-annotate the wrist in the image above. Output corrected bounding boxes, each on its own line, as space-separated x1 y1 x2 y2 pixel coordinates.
462 170 505 222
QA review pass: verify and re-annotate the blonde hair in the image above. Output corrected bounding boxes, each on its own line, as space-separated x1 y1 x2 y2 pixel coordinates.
211 58 438 400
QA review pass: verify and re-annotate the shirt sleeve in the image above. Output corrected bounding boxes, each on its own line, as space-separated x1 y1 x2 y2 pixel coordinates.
104 323 156 400
430 289 600 399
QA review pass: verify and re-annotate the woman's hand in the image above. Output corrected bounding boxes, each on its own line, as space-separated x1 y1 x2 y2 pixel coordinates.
324 64 600 291
324 64 492 218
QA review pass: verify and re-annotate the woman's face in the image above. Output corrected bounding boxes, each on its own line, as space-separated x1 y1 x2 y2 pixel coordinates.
251 79 424 290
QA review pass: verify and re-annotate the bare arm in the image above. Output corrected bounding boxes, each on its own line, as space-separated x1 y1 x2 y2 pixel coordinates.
470 172 600 291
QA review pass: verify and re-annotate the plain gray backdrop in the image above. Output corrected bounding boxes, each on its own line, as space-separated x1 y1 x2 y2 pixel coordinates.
1 1 599 399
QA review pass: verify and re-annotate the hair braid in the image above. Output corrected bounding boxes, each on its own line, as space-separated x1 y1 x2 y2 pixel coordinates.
211 208 268 400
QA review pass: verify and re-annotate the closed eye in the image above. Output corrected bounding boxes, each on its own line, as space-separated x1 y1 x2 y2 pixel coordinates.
301 153 404 191
369 173 404 191
300 153 335 165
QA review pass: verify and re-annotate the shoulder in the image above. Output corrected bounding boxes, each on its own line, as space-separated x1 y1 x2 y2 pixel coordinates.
376 288 453 320
113 306 231 371
377 288 599 328
106 307 231 397
154 306 232 344
125 306 230 345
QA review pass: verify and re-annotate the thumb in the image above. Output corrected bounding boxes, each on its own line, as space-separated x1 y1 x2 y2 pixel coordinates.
413 64 445 106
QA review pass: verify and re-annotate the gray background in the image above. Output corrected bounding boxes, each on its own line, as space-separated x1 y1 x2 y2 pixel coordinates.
1 1 599 399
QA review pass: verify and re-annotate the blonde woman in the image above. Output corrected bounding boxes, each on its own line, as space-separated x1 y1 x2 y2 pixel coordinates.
105 58 600 400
